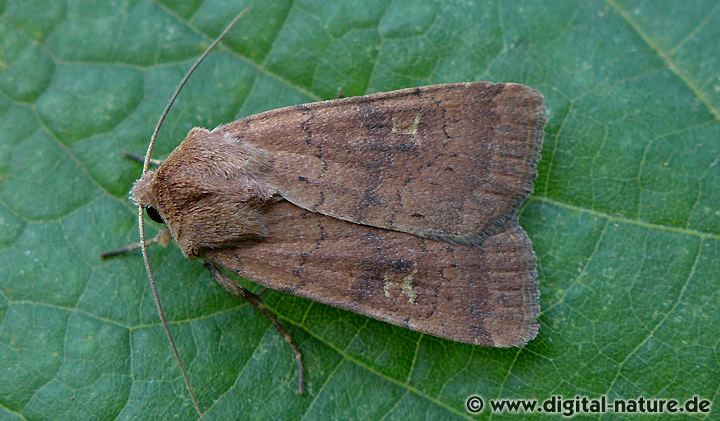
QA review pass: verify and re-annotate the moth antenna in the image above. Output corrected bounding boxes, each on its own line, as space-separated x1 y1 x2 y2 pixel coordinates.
137 7 250 418
142 7 250 173
138 209 203 416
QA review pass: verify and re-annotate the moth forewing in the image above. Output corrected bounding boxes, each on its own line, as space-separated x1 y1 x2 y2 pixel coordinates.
219 82 546 246
207 202 540 347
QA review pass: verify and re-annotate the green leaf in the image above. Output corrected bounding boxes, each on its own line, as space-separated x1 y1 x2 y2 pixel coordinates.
1 0 718 419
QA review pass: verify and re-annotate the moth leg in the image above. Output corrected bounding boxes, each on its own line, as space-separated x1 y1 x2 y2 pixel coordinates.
100 229 171 259
204 261 305 395
122 151 163 167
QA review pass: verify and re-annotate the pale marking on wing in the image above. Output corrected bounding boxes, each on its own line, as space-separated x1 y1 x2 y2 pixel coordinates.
383 267 419 304
391 113 421 136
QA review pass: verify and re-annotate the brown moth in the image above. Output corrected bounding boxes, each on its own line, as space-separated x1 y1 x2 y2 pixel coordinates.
133 82 545 345
106 11 545 417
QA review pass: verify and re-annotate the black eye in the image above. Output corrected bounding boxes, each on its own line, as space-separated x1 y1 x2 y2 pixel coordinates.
146 206 165 224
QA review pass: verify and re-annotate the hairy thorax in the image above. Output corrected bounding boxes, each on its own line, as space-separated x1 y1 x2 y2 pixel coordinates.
131 127 276 258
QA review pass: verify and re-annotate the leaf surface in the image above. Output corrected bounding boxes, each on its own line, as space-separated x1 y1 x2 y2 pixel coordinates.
0 0 718 419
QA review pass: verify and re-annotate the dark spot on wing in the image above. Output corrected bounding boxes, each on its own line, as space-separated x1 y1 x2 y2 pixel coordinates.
391 259 414 271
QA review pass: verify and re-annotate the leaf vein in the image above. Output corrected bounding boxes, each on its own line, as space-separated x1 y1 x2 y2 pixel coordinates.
607 0 720 122
532 196 720 241
605 237 703 395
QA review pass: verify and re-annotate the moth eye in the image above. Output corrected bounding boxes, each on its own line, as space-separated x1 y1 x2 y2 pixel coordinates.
146 206 165 224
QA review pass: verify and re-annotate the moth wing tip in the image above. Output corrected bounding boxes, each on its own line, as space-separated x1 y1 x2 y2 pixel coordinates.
488 318 541 348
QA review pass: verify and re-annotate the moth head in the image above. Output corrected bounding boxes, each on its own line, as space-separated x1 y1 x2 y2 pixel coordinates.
130 170 166 224
130 127 276 258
